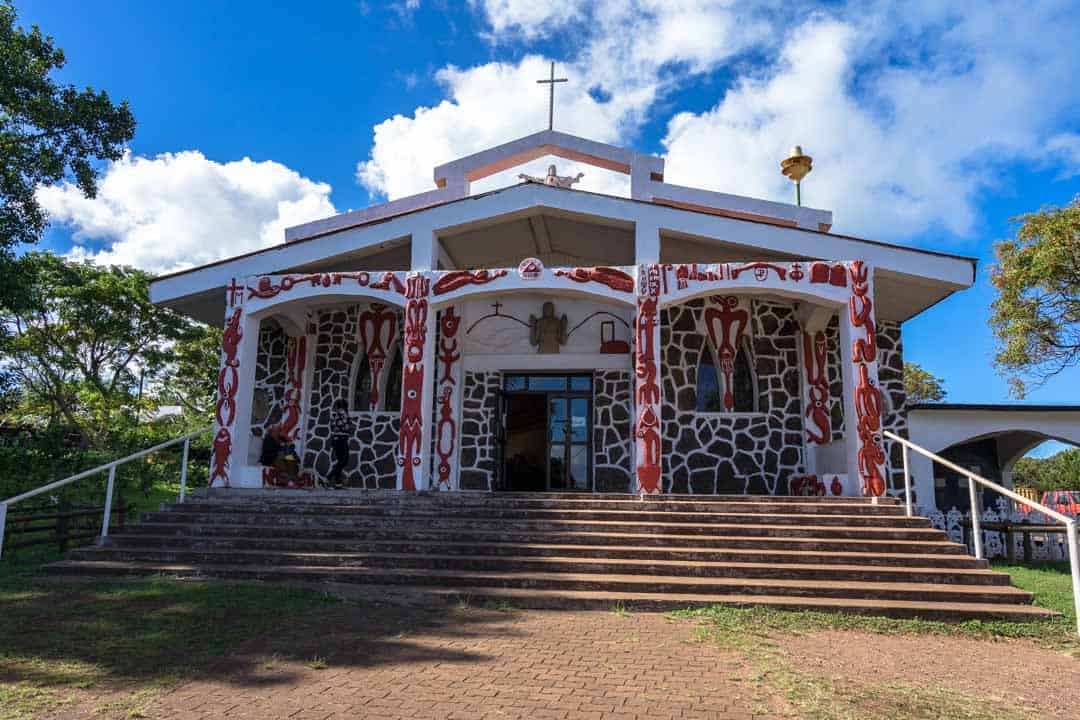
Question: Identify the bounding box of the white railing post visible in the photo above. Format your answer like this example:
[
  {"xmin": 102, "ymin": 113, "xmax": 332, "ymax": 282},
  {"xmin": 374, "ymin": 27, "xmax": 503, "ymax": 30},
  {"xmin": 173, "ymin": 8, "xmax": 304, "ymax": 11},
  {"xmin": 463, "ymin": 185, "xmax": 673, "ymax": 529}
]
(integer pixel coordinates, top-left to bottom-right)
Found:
[
  {"xmin": 179, "ymin": 437, "xmax": 191, "ymax": 503},
  {"xmin": 0, "ymin": 502, "xmax": 7, "ymax": 560},
  {"xmin": 1068, "ymin": 521, "xmax": 1080, "ymax": 637},
  {"xmin": 967, "ymin": 475, "xmax": 983, "ymax": 560},
  {"xmin": 901, "ymin": 443, "xmax": 912, "ymax": 517},
  {"xmin": 99, "ymin": 465, "xmax": 116, "ymax": 543}
]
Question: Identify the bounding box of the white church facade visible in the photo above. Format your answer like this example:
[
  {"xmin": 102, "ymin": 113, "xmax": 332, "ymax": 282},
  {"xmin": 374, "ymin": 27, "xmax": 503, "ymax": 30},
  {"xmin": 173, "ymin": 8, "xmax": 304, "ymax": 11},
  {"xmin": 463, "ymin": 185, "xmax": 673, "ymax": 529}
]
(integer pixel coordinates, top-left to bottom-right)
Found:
[{"xmin": 150, "ymin": 130, "xmax": 977, "ymax": 507}]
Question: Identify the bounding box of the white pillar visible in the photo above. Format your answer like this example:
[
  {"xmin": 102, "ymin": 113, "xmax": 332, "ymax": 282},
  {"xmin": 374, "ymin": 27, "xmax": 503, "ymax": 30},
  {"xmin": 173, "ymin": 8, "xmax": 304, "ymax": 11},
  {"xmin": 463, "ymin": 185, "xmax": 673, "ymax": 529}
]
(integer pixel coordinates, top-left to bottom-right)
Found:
[
  {"xmin": 211, "ymin": 277, "xmax": 260, "ymax": 488},
  {"xmin": 397, "ymin": 273, "xmax": 436, "ymax": 491},
  {"xmin": 433, "ymin": 304, "xmax": 465, "ymax": 491},
  {"xmin": 633, "ymin": 263, "xmax": 663, "ymax": 494},
  {"xmin": 410, "ymin": 226, "xmax": 439, "ymax": 271},
  {"xmin": 634, "ymin": 220, "xmax": 660, "ymax": 265},
  {"xmin": 838, "ymin": 261, "xmax": 888, "ymax": 497}
]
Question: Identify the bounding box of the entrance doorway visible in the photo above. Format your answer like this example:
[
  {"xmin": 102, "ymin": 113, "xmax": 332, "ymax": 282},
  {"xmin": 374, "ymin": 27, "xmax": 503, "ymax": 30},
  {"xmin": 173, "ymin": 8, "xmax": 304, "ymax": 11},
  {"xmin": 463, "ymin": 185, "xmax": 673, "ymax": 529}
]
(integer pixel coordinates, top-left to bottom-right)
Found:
[{"xmin": 500, "ymin": 374, "xmax": 592, "ymax": 492}]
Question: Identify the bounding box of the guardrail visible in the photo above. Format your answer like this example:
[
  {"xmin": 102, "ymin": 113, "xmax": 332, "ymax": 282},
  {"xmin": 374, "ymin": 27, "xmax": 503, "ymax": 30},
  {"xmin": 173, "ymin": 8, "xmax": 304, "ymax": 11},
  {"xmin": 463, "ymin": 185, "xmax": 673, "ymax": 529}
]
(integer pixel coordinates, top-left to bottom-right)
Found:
[
  {"xmin": 885, "ymin": 429, "xmax": 1080, "ymax": 637},
  {"xmin": 0, "ymin": 426, "xmax": 211, "ymax": 560}
]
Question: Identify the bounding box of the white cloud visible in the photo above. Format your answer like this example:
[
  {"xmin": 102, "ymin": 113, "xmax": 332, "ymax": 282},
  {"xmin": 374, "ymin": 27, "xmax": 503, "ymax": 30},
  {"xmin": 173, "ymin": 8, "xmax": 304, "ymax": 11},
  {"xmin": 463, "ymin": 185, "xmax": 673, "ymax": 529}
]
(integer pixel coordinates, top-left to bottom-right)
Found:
[
  {"xmin": 1047, "ymin": 134, "xmax": 1080, "ymax": 179},
  {"xmin": 38, "ymin": 151, "xmax": 335, "ymax": 274},
  {"xmin": 471, "ymin": 0, "xmax": 582, "ymax": 37}
]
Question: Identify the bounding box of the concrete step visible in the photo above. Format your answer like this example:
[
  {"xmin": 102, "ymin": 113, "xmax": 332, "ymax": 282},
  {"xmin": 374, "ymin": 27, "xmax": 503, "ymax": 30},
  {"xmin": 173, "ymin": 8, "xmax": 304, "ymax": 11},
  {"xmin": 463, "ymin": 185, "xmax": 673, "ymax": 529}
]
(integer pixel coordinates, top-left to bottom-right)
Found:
[
  {"xmin": 66, "ymin": 547, "xmax": 1007, "ymax": 585},
  {"xmin": 120, "ymin": 522, "xmax": 969, "ymax": 553},
  {"xmin": 135, "ymin": 513, "xmax": 944, "ymax": 539},
  {"xmin": 44, "ymin": 560, "xmax": 1035, "ymax": 605},
  {"xmin": 165, "ymin": 498, "xmax": 910, "ymax": 516},
  {"xmin": 194, "ymin": 489, "xmax": 904, "ymax": 505},
  {"xmin": 105, "ymin": 534, "xmax": 984, "ymax": 567},
  {"xmin": 152, "ymin": 505, "xmax": 921, "ymax": 526}
]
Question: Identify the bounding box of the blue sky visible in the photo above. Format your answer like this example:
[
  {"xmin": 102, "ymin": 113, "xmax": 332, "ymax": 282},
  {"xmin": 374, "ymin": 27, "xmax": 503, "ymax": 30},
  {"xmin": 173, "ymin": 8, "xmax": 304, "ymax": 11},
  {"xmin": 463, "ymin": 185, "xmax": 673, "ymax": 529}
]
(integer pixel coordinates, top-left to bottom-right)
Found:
[{"xmin": 17, "ymin": 1, "xmax": 1080, "ymax": 452}]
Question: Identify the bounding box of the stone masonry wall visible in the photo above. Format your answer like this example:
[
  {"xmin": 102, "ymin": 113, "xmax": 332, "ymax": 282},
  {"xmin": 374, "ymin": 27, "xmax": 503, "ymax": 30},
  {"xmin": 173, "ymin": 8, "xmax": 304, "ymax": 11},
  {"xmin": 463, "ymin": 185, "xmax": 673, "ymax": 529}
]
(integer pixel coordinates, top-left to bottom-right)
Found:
[
  {"xmin": 253, "ymin": 320, "xmax": 288, "ymax": 435},
  {"xmin": 593, "ymin": 370, "xmax": 633, "ymax": 492},
  {"xmin": 661, "ymin": 298, "xmax": 804, "ymax": 494},
  {"xmin": 459, "ymin": 371, "xmax": 500, "ymax": 490}
]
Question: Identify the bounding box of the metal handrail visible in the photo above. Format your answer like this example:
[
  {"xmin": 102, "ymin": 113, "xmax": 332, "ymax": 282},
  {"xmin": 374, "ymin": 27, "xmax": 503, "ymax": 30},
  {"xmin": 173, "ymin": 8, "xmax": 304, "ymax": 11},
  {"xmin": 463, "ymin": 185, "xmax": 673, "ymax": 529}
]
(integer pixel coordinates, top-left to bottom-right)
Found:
[
  {"xmin": 0, "ymin": 426, "xmax": 211, "ymax": 559},
  {"xmin": 885, "ymin": 429, "xmax": 1080, "ymax": 637}
]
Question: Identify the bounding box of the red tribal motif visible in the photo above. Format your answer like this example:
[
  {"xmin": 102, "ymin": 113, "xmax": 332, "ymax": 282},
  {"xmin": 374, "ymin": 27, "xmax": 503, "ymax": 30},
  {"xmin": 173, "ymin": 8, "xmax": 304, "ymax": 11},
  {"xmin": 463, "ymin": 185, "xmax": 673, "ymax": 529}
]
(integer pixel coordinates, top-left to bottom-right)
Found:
[
  {"xmin": 802, "ymin": 330, "xmax": 830, "ymax": 444},
  {"xmin": 432, "ymin": 269, "xmax": 508, "ymax": 296},
  {"xmin": 397, "ymin": 275, "xmax": 430, "ymax": 491},
  {"xmin": 703, "ymin": 296, "xmax": 749, "ymax": 412},
  {"xmin": 211, "ymin": 305, "xmax": 244, "ymax": 487},
  {"xmin": 730, "ymin": 262, "xmax": 788, "ymax": 282},
  {"xmin": 634, "ymin": 264, "xmax": 662, "ymax": 494},
  {"xmin": 248, "ymin": 271, "xmax": 404, "ymax": 300},
  {"xmin": 275, "ymin": 335, "xmax": 307, "ymax": 442},
  {"xmin": 434, "ymin": 307, "xmax": 462, "ymax": 490},
  {"xmin": 848, "ymin": 260, "xmax": 886, "ymax": 497},
  {"xmin": 262, "ymin": 467, "xmax": 315, "ymax": 489},
  {"xmin": 358, "ymin": 303, "xmax": 397, "ymax": 406},
  {"xmin": 810, "ymin": 262, "xmax": 847, "ymax": 287},
  {"xmin": 553, "ymin": 267, "xmax": 634, "ymax": 293}
]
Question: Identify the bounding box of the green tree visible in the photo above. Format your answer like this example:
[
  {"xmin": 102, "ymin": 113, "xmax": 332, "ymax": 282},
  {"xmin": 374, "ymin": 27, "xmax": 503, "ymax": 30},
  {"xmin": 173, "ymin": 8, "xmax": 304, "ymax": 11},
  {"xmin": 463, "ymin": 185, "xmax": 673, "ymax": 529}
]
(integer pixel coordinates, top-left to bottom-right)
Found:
[
  {"xmin": 903, "ymin": 362, "xmax": 947, "ymax": 404},
  {"xmin": 1012, "ymin": 448, "xmax": 1080, "ymax": 492},
  {"xmin": 0, "ymin": 1, "xmax": 135, "ymax": 263},
  {"xmin": 0, "ymin": 252, "xmax": 190, "ymax": 445},
  {"xmin": 991, "ymin": 197, "xmax": 1080, "ymax": 398}
]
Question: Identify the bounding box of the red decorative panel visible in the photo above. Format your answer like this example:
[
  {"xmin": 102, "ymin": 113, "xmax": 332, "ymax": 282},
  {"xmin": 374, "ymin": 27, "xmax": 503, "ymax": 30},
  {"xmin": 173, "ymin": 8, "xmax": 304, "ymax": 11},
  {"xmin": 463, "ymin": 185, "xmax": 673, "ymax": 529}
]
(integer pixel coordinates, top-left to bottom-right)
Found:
[
  {"xmin": 553, "ymin": 267, "xmax": 634, "ymax": 293},
  {"xmin": 703, "ymin": 296, "xmax": 749, "ymax": 412},
  {"xmin": 211, "ymin": 305, "xmax": 244, "ymax": 487},
  {"xmin": 634, "ymin": 264, "xmax": 662, "ymax": 494},
  {"xmin": 810, "ymin": 262, "xmax": 847, "ymax": 287},
  {"xmin": 248, "ymin": 271, "xmax": 404, "ymax": 299},
  {"xmin": 848, "ymin": 260, "xmax": 886, "ymax": 497},
  {"xmin": 397, "ymin": 275, "xmax": 431, "ymax": 491},
  {"xmin": 432, "ymin": 269, "xmax": 508, "ymax": 295},
  {"xmin": 802, "ymin": 330, "xmax": 830, "ymax": 444},
  {"xmin": 434, "ymin": 306, "xmax": 462, "ymax": 490},
  {"xmin": 730, "ymin": 262, "xmax": 788, "ymax": 282},
  {"xmin": 275, "ymin": 335, "xmax": 307, "ymax": 442},
  {"xmin": 358, "ymin": 303, "xmax": 397, "ymax": 406}
]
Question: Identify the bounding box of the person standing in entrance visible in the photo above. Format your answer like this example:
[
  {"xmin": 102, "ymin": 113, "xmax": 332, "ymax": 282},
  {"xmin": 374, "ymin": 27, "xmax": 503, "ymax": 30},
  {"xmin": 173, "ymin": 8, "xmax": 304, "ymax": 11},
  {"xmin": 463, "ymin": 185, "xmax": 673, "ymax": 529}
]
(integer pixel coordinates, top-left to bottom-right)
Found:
[{"xmin": 328, "ymin": 399, "xmax": 354, "ymax": 487}]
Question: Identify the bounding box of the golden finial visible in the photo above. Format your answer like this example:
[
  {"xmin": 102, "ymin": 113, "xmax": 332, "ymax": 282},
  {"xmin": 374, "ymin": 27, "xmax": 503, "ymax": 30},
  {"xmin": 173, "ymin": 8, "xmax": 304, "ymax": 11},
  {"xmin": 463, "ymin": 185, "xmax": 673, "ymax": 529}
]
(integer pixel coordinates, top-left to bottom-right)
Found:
[{"xmin": 781, "ymin": 145, "xmax": 813, "ymax": 206}]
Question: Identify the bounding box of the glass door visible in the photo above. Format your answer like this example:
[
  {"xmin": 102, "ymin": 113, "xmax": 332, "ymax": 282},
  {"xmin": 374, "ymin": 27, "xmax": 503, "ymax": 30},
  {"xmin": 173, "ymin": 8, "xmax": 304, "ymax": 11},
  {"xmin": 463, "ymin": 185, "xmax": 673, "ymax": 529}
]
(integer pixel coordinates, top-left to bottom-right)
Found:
[{"xmin": 548, "ymin": 395, "xmax": 590, "ymax": 490}]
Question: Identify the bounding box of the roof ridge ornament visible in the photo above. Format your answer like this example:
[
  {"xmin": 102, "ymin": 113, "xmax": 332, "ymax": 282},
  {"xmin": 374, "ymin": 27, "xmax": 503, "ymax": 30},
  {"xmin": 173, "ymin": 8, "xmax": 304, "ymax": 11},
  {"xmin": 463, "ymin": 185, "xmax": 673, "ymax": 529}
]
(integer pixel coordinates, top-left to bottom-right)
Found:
[
  {"xmin": 518, "ymin": 163, "xmax": 584, "ymax": 189},
  {"xmin": 536, "ymin": 61, "xmax": 568, "ymax": 132}
]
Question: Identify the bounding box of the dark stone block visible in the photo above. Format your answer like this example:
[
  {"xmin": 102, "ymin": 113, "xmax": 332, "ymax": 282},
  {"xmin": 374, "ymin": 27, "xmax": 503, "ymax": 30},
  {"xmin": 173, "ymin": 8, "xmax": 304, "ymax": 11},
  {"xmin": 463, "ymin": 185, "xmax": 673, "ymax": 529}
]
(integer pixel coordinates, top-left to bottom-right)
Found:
[
  {"xmin": 689, "ymin": 468, "xmax": 716, "ymax": 495},
  {"xmin": 780, "ymin": 447, "xmax": 800, "ymax": 466},
  {"xmin": 735, "ymin": 433, "xmax": 755, "ymax": 451},
  {"xmin": 749, "ymin": 422, "xmax": 768, "ymax": 439},
  {"xmin": 734, "ymin": 452, "xmax": 758, "ymax": 476}
]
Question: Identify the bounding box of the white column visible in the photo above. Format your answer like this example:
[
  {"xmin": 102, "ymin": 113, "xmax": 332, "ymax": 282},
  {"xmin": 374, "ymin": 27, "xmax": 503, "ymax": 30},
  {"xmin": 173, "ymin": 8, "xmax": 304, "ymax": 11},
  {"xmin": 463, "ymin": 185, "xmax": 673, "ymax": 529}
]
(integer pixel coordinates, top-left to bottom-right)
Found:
[
  {"xmin": 634, "ymin": 220, "xmax": 661, "ymax": 265},
  {"xmin": 410, "ymin": 225, "xmax": 439, "ymax": 271},
  {"xmin": 838, "ymin": 261, "xmax": 888, "ymax": 497},
  {"xmin": 211, "ymin": 277, "xmax": 260, "ymax": 488},
  {"xmin": 633, "ymin": 264, "xmax": 663, "ymax": 494},
  {"xmin": 397, "ymin": 273, "xmax": 436, "ymax": 491},
  {"xmin": 433, "ymin": 304, "xmax": 465, "ymax": 491}
]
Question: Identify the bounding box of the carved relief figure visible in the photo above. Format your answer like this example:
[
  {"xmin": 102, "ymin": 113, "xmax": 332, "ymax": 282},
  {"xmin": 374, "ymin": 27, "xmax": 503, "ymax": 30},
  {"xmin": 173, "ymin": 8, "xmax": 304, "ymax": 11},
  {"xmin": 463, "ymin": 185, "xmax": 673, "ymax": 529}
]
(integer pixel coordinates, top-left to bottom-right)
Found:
[
  {"xmin": 519, "ymin": 164, "xmax": 584, "ymax": 189},
  {"xmin": 529, "ymin": 301, "xmax": 568, "ymax": 354}
]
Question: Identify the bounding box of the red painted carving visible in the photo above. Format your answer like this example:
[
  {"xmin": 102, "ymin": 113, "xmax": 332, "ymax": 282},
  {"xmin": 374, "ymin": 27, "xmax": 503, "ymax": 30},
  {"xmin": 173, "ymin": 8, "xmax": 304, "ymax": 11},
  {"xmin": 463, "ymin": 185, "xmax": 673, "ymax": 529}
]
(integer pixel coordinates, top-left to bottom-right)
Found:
[
  {"xmin": 274, "ymin": 335, "xmax": 307, "ymax": 442},
  {"xmin": 703, "ymin": 296, "xmax": 749, "ymax": 412},
  {"xmin": 358, "ymin": 303, "xmax": 398, "ymax": 406},
  {"xmin": 261, "ymin": 467, "xmax": 315, "ymax": 489},
  {"xmin": 731, "ymin": 262, "xmax": 788, "ymax": 281},
  {"xmin": 210, "ymin": 428, "xmax": 231, "ymax": 486},
  {"xmin": 248, "ymin": 271, "xmax": 395, "ymax": 300},
  {"xmin": 675, "ymin": 263, "xmax": 719, "ymax": 289},
  {"xmin": 802, "ymin": 330, "xmax": 831, "ymax": 444},
  {"xmin": 848, "ymin": 260, "xmax": 886, "ymax": 497},
  {"xmin": 809, "ymin": 262, "xmax": 847, "ymax": 287},
  {"xmin": 789, "ymin": 262, "xmax": 805, "ymax": 282},
  {"xmin": 397, "ymin": 275, "xmax": 430, "ymax": 491},
  {"xmin": 634, "ymin": 264, "xmax": 662, "ymax": 494},
  {"xmin": 432, "ymin": 269, "xmax": 508, "ymax": 296},
  {"xmin": 434, "ymin": 306, "xmax": 462, "ymax": 490},
  {"xmin": 553, "ymin": 267, "xmax": 634, "ymax": 293}
]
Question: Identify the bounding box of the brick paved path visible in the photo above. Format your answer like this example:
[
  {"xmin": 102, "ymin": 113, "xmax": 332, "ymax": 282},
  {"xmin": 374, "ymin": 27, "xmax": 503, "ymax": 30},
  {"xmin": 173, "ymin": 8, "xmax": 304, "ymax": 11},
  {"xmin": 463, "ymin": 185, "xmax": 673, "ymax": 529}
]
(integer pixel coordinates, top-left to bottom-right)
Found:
[{"xmin": 144, "ymin": 605, "xmax": 767, "ymax": 720}]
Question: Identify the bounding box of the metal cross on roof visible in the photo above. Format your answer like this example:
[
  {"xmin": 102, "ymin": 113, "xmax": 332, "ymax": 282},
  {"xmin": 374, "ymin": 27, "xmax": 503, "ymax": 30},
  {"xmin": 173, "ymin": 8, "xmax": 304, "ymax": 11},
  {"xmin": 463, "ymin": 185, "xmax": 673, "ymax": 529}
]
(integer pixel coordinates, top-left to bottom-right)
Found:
[{"xmin": 536, "ymin": 61, "xmax": 567, "ymax": 131}]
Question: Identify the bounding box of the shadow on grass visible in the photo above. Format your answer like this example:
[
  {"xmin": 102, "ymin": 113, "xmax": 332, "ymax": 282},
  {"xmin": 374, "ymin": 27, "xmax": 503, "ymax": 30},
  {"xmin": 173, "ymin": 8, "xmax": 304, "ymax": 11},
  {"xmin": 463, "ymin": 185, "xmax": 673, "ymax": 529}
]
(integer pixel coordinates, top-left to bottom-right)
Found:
[{"xmin": 0, "ymin": 575, "xmax": 523, "ymax": 692}]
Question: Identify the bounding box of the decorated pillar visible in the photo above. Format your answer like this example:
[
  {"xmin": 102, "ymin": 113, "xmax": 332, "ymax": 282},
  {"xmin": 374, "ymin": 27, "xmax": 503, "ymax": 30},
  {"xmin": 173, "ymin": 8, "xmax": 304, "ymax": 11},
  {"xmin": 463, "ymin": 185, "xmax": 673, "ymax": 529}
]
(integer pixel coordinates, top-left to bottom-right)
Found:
[
  {"xmin": 397, "ymin": 273, "xmax": 436, "ymax": 491},
  {"xmin": 633, "ymin": 263, "xmax": 663, "ymax": 494},
  {"xmin": 211, "ymin": 277, "xmax": 260, "ymax": 488},
  {"xmin": 838, "ymin": 261, "xmax": 887, "ymax": 497},
  {"xmin": 433, "ymin": 305, "xmax": 464, "ymax": 491},
  {"xmin": 358, "ymin": 303, "xmax": 398, "ymax": 408}
]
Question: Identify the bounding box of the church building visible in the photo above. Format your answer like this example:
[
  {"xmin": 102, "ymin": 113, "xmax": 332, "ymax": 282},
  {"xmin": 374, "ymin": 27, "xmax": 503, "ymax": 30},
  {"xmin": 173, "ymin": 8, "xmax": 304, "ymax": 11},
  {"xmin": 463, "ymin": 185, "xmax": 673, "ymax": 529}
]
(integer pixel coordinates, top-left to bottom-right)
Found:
[{"xmin": 150, "ymin": 130, "xmax": 976, "ymax": 508}]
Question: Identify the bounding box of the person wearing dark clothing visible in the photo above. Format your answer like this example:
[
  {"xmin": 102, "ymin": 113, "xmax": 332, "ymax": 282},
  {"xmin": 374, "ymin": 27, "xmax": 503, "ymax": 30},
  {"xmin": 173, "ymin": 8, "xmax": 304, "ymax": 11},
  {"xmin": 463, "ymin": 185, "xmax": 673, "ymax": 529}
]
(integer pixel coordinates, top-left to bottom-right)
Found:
[{"xmin": 328, "ymin": 400, "xmax": 354, "ymax": 487}]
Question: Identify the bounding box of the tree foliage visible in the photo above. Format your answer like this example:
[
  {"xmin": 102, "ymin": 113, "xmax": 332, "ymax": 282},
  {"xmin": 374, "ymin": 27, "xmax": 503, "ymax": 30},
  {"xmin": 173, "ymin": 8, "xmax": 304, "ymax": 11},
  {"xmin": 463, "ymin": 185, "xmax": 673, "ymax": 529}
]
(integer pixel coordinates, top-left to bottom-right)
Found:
[
  {"xmin": 0, "ymin": 0, "xmax": 135, "ymax": 254},
  {"xmin": 1012, "ymin": 448, "xmax": 1080, "ymax": 492},
  {"xmin": 0, "ymin": 253, "xmax": 218, "ymax": 503},
  {"xmin": 903, "ymin": 362, "xmax": 947, "ymax": 404},
  {"xmin": 991, "ymin": 197, "xmax": 1080, "ymax": 398}
]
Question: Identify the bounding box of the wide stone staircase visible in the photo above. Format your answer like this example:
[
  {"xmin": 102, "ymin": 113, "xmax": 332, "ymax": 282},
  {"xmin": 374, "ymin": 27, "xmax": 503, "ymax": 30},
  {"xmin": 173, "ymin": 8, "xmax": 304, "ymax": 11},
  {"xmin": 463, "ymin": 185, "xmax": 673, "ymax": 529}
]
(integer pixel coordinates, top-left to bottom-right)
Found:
[{"xmin": 46, "ymin": 491, "xmax": 1055, "ymax": 621}]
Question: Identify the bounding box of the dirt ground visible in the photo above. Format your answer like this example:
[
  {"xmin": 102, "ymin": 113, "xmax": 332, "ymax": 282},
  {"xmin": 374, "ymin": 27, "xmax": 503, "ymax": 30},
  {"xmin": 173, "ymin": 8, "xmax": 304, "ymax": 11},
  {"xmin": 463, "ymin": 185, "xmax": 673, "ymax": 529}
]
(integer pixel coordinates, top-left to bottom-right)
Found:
[{"xmin": 41, "ymin": 604, "xmax": 1080, "ymax": 720}]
